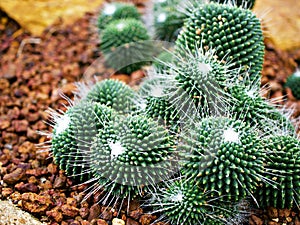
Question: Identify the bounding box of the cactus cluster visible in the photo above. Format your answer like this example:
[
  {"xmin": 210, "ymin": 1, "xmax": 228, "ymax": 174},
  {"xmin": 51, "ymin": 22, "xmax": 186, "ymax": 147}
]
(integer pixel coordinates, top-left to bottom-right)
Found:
[
  {"xmin": 285, "ymin": 69, "xmax": 300, "ymax": 100},
  {"xmin": 46, "ymin": 1, "xmax": 300, "ymax": 224}
]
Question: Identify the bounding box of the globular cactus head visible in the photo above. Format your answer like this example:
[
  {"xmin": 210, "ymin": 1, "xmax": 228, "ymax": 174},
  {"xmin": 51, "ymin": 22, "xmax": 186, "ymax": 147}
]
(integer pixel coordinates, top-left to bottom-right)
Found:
[
  {"xmin": 100, "ymin": 18, "xmax": 152, "ymax": 74},
  {"xmin": 175, "ymin": 2, "xmax": 264, "ymax": 84},
  {"xmin": 153, "ymin": 0, "xmax": 185, "ymax": 42},
  {"xmin": 51, "ymin": 102, "xmax": 116, "ymax": 182},
  {"xmin": 210, "ymin": 0, "xmax": 256, "ymax": 9},
  {"xmin": 89, "ymin": 114, "xmax": 176, "ymax": 200},
  {"xmin": 82, "ymin": 79, "xmax": 137, "ymax": 114},
  {"xmin": 226, "ymin": 84, "xmax": 295, "ymax": 135},
  {"xmin": 151, "ymin": 46, "xmax": 232, "ymax": 117},
  {"xmin": 285, "ymin": 69, "xmax": 300, "ymax": 100},
  {"xmin": 255, "ymin": 135, "xmax": 300, "ymax": 209},
  {"xmin": 137, "ymin": 76, "xmax": 181, "ymax": 133},
  {"xmin": 97, "ymin": 2, "xmax": 141, "ymax": 30},
  {"xmin": 180, "ymin": 116, "xmax": 265, "ymax": 202},
  {"xmin": 148, "ymin": 179, "xmax": 248, "ymax": 224}
]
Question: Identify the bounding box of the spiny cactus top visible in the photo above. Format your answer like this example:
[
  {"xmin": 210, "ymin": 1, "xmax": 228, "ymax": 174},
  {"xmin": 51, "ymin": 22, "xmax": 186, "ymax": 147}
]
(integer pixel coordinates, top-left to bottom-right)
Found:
[
  {"xmin": 149, "ymin": 179, "xmax": 246, "ymax": 225},
  {"xmin": 97, "ymin": 2, "xmax": 141, "ymax": 30},
  {"xmin": 155, "ymin": 47, "xmax": 231, "ymax": 116},
  {"xmin": 89, "ymin": 115, "xmax": 176, "ymax": 200},
  {"xmin": 255, "ymin": 135, "xmax": 300, "ymax": 209},
  {"xmin": 227, "ymin": 85, "xmax": 295, "ymax": 135},
  {"xmin": 153, "ymin": 50, "xmax": 174, "ymax": 71},
  {"xmin": 85, "ymin": 79, "xmax": 136, "ymax": 114},
  {"xmin": 210, "ymin": 0, "xmax": 256, "ymax": 9},
  {"xmin": 180, "ymin": 116, "xmax": 265, "ymax": 202},
  {"xmin": 51, "ymin": 102, "xmax": 116, "ymax": 182},
  {"xmin": 138, "ymin": 76, "xmax": 181, "ymax": 133},
  {"xmin": 100, "ymin": 18, "xmax": 151, "ymax": 74},
  {"xmin": 285, "ymin": 69, "xmax": 300, "ymax": 100},
  {"xmin": 176, "ymin": 3, "xmax": 264, "ymax": 84}
]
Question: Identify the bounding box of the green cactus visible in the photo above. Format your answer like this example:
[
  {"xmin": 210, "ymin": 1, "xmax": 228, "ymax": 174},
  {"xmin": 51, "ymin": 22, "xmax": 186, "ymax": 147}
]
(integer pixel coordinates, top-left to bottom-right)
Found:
[
  {"xmin": 137, "ymin": 76, "xmax": 181, "ymax": 133},
  {"xmin": 256, "ymin": 136, "xmax": 300, "ymax": 209},
  {"xmin": 97, "ymin": 2, "xmax": 141, "ymax": 30},
  {"xmin": 226, "ymin": 85, "xmax": 295, "ymax": 135},
  {"xmin": 180, "ymin": 117, "xmax": 265, "ymax": 202},
  {"xmin": 100, "ymin": 18, "xmax": 152, "ymax": 74},
  {"xmin": 175, "ymin": 3, "xmax": 264, "ymax": 84},
  {"xmin": 285, "ymin": 70, "xmax": 300, "ymax": 100},
  {"xmin": 89, "ymin": 114, "xmax": 175, "ymax": 200},
  {"xmin": 149, "ymin": 179, "xmax": 247, "ymax": 224},
  {"xmin": 51, "ymin": 102, "xmax": 116, "ymax": 182},
  {"xmin": 210, "ymin": 0, "xmax": 256, "ymax": 9},
  {"xmin": 153, "ymin": 0, "xmax": 185, "ymax": 42},
  {"xmin": 85, "ymin": 79, "xmax": 136, "ymax": 114}
]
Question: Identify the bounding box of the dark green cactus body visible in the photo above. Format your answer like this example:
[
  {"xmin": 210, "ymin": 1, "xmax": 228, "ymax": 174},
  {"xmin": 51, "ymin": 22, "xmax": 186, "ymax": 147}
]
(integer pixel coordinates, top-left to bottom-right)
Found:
[
  {"xmin": 210, "ymin": 0, "xmax": 256, "ymax": 9},
  {"xmin": 85, "ymin": 79, "xmax": 136, "ymax": 114},
  {"xmin": 180, "ymin": 117, "xmax": 264, "ymax": 202},
  {"xmin": 176, "ymin": 3, "xmax": 264, "ymax": 84},
  {"xmin": 100, "ymin": 18, "xmax": 151, "ymax": 74},
  {"xmin": 138, "ymin": 77, "xmax": 181, "ymax": 133},
  {"xmin": 154, "ymin": 0, "xmax": 184, "ymax": 42},
  {"xmin": 149, "ymin": 179, "xmax": 245, "ymax": 225},
  {"xmin": 89, "ymin": 115, "xmax": 175, "ymax": 199},
  {"xmin": 285, "ymin": 70, "xmax": 300, "ymax": 100},
  {"xmin": 227, "ymin": 85, "xmax": 295, "ymax": 135},
  {"xmin": 256, "ymin": 136, "xmax": 300, "ymax": 209},
  {"xmin": 51, "ymin": 102, "xmax": 116, "ymax": 182},
  {"xmin": 97, "ymin": 2, "xmax": 141, "ymax": 30}
]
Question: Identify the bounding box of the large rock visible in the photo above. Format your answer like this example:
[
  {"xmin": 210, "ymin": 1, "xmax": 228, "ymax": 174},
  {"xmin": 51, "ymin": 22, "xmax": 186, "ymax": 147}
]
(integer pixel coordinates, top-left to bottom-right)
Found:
[
  {"xmin": 253, "ymin": 0, "xmax": 300, "ymax": 50},
  {"xmin": 0, "ymin": 0, "xmax": 103, "ymax": 35}
]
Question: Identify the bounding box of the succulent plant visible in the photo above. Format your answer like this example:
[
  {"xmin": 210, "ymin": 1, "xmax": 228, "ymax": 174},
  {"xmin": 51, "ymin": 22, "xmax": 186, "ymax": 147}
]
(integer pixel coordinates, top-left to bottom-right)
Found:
[
  {"xmin": 180, "ymin": 116, "xmax": 265, "ymax": 202},
  {"xmin": 84, "ymin": 79, "xmax": 137, "ymax": 114},
  {"xmin": 175, "ymin": 3, "xmax": 264, "ymax": 84},
  {"xmin": 285, "ymin": 69, "xmax": 300, "ymax": 100},
  {"xmin": 97, "ymin": 2, "xmax": 141, "ymax": 30},
  {"xmin": 226, "ymin": 84, "xmax": 295, "ymax": 135},
  {"xmin": 255, "ymin": 135, "xmax": 300, "ymax": 209},
  {"xmin": 153, "ymin": 0, "xmax": 185, "ymax": 42},
  {"xmin": 151, "ymin": 47, "xmax": 231, "ymax": 117},
  {"xmin": 100, "ymin": 18, "xmax": 152, "ymax": 74},
  {"xmin": 89, "ymin": 114, "xmax": 176, "ymax": 200},
  {"xmin": 210, "ymin": 0, "xmax": 256, "ymax": 9},
  {"xmin": 149, "ymin": 179, "xmax": 248, "ymax": 224},
  {"xmin": 137, "ymin": 76, "xmax": 181, "ymax": 134},
  {"xmin": 51, "ymin": 102, "xmax": 116, "ymax": 182}
]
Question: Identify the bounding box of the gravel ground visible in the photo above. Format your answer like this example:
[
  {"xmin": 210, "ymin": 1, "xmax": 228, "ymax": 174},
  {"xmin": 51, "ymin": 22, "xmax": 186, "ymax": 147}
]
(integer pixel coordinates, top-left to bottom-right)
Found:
[{"xmin": 1, "ymin": 3, "xmax": 300, "ymax": 225}]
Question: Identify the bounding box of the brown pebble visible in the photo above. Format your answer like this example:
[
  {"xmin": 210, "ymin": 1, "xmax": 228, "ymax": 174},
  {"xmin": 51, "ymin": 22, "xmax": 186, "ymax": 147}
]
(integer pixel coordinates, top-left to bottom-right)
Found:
[
  {"xmin": 100, "ymin": 207, "xmax": 113, "ymax": 221},
  {"xmin": 88, "ymin": 204, "xmax": 101, "ymax": 221},
  {"xmin": 61, "ymin": 204, "xmax": 79, "ymax": 217},
  {"xmin": 268, "ymin": 207, "xmax": 279, "ymax": 219},
  {"xmin": 127, "ymin": 218, "xmax": 139, "ymax": 225},
  {"xmin": 96, "ymin": 219, "xmax": 108, "ymax": 225},
  {"xmin": 13, "ymin": 120, "xmax": 29, "ymax": 132},
  {"xmin": 21, "ymin": 192, "xmax": 52, "ymax": 213},
  {"xmin": 3, "ymin": 167, "xmax": 25, "ymax": 184},
  {"xmin": 139, "ymin": 214, "xmax": 156, "ymax": 225},
  {"xmin": 46, "ymin": 206, "xmax": 63, "ymax": 223},
  {"xmin": 18, "ymin": 141, "xmax": 35, "ymax": 154},
  {"xmin": 53, "ymin": 175, "xmax": 67, "ymax": 189},
  {"xmin": 129, "ymin": 207, "xmax": 143, "ymax": 220}
]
